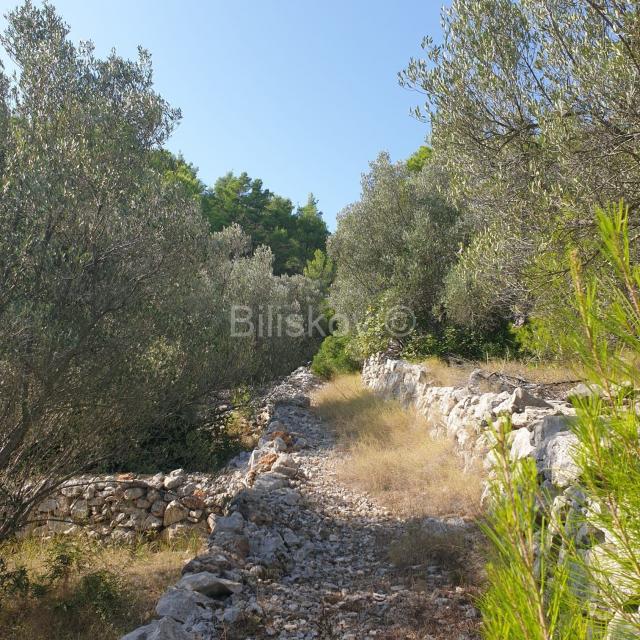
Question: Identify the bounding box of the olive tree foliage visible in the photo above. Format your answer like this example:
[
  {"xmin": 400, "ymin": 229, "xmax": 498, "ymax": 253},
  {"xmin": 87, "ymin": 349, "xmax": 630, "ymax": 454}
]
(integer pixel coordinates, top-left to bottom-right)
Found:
[
  {"xmin": 327, "ymin": 152, "xmax": 464, "ymax": 332},
  {"xmin": 400, "ymin": 0, "xmax": 640, "ymax": 330},
  {"xmin": 0, "ymin": 2, "xmax": 321, "ymax": 539}
]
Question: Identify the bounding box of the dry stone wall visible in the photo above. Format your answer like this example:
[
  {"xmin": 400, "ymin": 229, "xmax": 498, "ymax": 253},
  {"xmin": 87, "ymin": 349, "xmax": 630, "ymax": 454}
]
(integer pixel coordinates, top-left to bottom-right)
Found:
[
  {"xmin": 27, "ymin": 468, "xmax": 246, "ymax": 543},
  {"xmin": 363, "ymin": 355, "xmax": 639, "ymax": 638},
  {"xmin": 119, "ymin": 367, "xmax": 321, "ymax": 639},
  {"xmin": 25, "ymin": 369, "xmax": 315, "ymax": 542},
  {"xmin": 361, "ymin": 354, "xmax": 580, "ymax": 490}
]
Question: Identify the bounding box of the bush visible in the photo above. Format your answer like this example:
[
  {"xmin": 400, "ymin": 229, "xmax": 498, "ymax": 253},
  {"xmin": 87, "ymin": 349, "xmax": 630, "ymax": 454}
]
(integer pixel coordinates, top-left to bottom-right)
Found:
[
  {"xmin": 0, "ymin": 534, "xmax": 191, "ymax": 640},
  {"xmin": 311, "ymin": 336, "xmax": 360, "ymax": 379},
  {"xmin": 401, "ymin": 324, "xmax": 517, "ymax": 362},
  {"xmin": 480, "ymin": 203, "xmax": 640, "ymax": 639},
  {"xmin": 328, "ymin": 152, "xmax": 464, "ymax": 331},
  {"xmin": 68, "ymin": 571, "xmax": 129, "ymax": 622}
]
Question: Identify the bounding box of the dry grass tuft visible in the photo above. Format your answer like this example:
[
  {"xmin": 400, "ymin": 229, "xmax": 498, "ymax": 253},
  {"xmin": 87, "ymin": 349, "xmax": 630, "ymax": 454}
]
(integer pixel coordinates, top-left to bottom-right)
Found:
[
  {"xmin": 0, "ymin": 534, "xmax": 202, "ymax": 640},
  {"xmin": 420, "ymin": 356, "xmax": 581, "ymax": 388},
  {"xmin": 483, "ymin": 358, "xmax": 581, "ymax": 385},
  {"xmin": 419, "ymin": 357, "xmax": 477, "ymax": 387},
  {"xmin": 312, "ymin": 374, "xmax": 483, "ymax": 518},
  {"xmin": 388, "ymin": 521, "xmax": 486, "ymax": 586}
]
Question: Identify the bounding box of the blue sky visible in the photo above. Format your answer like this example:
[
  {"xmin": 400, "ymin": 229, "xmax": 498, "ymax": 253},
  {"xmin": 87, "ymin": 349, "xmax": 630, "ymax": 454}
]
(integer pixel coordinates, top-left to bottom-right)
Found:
[{"xmin": 0, "ymin": 0, "xmax": 445, "ymax": 230}]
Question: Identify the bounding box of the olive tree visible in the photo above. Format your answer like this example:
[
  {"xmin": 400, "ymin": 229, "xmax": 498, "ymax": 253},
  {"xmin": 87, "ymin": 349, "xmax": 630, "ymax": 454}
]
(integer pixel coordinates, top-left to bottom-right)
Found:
[
  {"xmin": 0, "ymin": 2, "xmax": 322, "ymax": 539},
  {"xmin": 328, "ymin": 152, "xmax": 464, "ymax": 332},
  {"xmin": 400, "ymin": 0, "xmax": 640, "ymax": 330}
]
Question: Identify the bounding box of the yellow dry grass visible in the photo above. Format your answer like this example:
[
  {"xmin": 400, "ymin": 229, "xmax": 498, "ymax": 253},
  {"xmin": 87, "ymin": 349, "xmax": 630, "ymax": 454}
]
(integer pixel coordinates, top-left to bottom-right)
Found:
[
  {"xmin": 312, "ymin": 374, "xmax": 482, "ymax": 518},
  {"xmin": 419, "ymin": 356, "xmax": 581, "ymax": 388},
  {"xmin": 0, "ymin": 534, "xmax": 202, "ymax": 640}
]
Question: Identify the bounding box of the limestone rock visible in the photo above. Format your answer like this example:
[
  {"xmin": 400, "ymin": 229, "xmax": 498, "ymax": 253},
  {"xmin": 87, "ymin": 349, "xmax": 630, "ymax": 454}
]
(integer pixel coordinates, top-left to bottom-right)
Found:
[
  {"xmin": 536, "ymin": 431, "xmax": 581, "ymax": 488},
  {"xmin": 182, "ymin": 550, "xmax": 235, "ymax": 575},
  {"xmin": 60, "ymin": 483, "xmax": 84, "ymax": 498},
  {"xmin": 176, "ymin": 572, "xmax": 242, "ymax": 597},
  {"xmin": 177, "ymin": 482, "xmax": 196, "ymax": 497},
  {"xmin": 567, "ymin": 382, "xmax": 604, "ymax": 400},
  {"xmin": 495, "ymin": 387, "xmax": 551, "ymax": 415},
  {"xmin": 605, "ymin": 610, "xmax": 640, "ymax": 640},
  {"xmin": 211, "ymin": 511, "xmax": 245, "ymax": 534},
  {"xmin": 532, "ymin": 414, "xmax": 573, "ymax": 448},
  {"xmin": 38, "ymin": 498, "xmax": 58, "ymax": 513},
  {"xmin": 164, "ymin": 470, "xmax": 187, "ymax": 490},
  {"xmin": 123, "ymin": 487, "xmax": 145, "ymax": 500},
  {"xmin": 181, "ymin": 495, "xmax": 205, "ymax": 510},
  {"xmin": 511, "ymin": 428, "xmax": 534, "ymax": 461},
  {"xmin": 252, "ymin": 471, "xmax": 289, "ymax": 492},
  {"xmin": 209, "ymin": 531, "xmax": 250, "ymax": 558},
  {"xmin": 155, "ymin": 587, "xmax": 213, "ymax": 623},
  {"xmin": 248, "ymin": 528, "xmax": 286, "ymax": 567},
  {"xmin": 164, "ymin": 500, "xmax": 189, "ymax": 526},
  {"xmin": 70, "ymin": 499, "xmax": 89, "ymax": 520},
  {"xmin": 120, "ymin": 616, "xmax": 195, "ymax": 640},
  {"xmin": 150, "ymin": 500, "xmax": 166, "ymax": 517},
  {"xmin": 143, "ymin": 514, "xmax": 163, "ymax": 531},
  {"xmin": 271, "ymin": 454, "xmax": 299, "ymax": 477}
]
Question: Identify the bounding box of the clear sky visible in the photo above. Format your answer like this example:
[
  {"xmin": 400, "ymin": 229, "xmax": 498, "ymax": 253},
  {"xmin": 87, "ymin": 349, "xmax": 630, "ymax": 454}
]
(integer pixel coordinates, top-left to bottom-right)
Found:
[{"xmin": 0, "ymin": 0, "xmax": 445, "ymax": 230}]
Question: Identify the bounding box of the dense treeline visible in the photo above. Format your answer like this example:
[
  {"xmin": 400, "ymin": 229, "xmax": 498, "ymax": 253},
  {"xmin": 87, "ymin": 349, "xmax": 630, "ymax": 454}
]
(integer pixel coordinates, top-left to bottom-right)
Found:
[
  {"xmin": 154, "ymin": 151, "xmax": 329, "ymax": 276},
  {"xmin": 323, "ymin": 0, "xmax": 640, "ymax": 367},
  {"xmin": 0, "ymin": 2, "xmax": 323, "ymax": 539}
]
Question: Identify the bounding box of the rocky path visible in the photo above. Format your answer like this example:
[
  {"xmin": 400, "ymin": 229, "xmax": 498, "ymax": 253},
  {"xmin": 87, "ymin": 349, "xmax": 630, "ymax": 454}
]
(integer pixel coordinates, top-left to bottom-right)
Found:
[{"xmin": 124, "ymin": 372, "xmax": 481, "ymax": 640}]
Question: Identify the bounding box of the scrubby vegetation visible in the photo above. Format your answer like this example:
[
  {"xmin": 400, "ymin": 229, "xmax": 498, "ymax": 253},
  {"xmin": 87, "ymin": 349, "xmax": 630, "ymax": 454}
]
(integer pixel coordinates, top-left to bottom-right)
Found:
[
  {"xmin": 480, "ymin": 205, "xmax": 640, "ymax": 638},
  {"xmin": 157, "ymin": 155, "xmax": 330, "ymax": 277},
  {"xmin": 310, "ymin": 335, "xmax": 359, "ymax": 379},
  {"xmin": 0, "ymin": 534, "xmax": 200, "ymax": 640},
  {"xmin": 319, "ymin": 0, "xmax": 640, "ymax": 369}
]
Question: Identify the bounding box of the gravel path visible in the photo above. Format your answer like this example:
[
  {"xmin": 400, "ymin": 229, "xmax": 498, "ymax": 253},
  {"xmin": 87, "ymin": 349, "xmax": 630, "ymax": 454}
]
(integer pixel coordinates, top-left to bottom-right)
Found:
[
  {"xmin": 126, "ymin": 371, "xmax": 482, "ymax": 640},
  {"xmin": 235, "ymin": 400, "xmax": 482, "ymax": 640}
]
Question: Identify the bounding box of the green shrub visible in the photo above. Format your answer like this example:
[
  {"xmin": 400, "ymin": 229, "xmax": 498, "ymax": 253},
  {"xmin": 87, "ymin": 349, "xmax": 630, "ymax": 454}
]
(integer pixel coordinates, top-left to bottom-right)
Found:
[
  {"xmin": 479, "ymin": 421, "xmax": 585, "ymax": 640},
  {"xmin": 401, "ymin": 324, "xmax": 517, "ymax": 362},
  {"xmin": 346, "ymin": 299, "xmax": 401, "ymax": 361},
  {"xmin": 480, "ymin": 203, "xmax": 640, "ymax": 639},
  {"xmin": 0, "ymin": 558, "xmax": 29, "ymax": 602},
  {"xmin": 328, "ymin": 152, "xmax": 464, "ymax": 333},
  {"xmin": 0, "ymin": 2, "xmax": 324, "ymax": 539},
  {"xmin": 311, "ymin": 336, "xmax": 360, "ymax": 379},
  {"xmin": 66, "ymin": 570, "xmax": 128, "ymax": 622}
]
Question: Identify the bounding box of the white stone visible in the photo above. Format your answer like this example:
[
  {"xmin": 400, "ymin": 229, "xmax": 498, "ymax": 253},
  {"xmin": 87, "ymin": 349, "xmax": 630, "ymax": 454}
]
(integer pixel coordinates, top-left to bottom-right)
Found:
[
  {"xmin": 123, "ymin": 487, "xmax": 145, "ymax": 500},
  {"xmin": 37, "ymin": 498, "xmax": 58, "ymax": 512},
  {"xmin": 211, "ymin": 511, "xmax": 245, "ymax": 534},
  {"xmin": 155, "ymin": 587, "xmax": 213, "ymax": 623},
  {"xmin": 144, "ymin": 514, "xmax": 163, "ymax": 530},
  {"xmin": 511, "ymin": 428, "xmax": 534, "ymax": 460},
  {"xmin": 120, "ymin": 616, "xmax": 195, "ymax": 639},
  {"xmin": 164, "ymin": 470, "xmax": 187, "ymax": 490},
  {"xmin": 164, "ymin": 500, "xmax": 189, "ymax": 526},
  {"xmin": 176, "ymin": 572, "xmax": 242, "ymax": 597},
  {"xmin": 151, "ymin": 500, "xmax": 166, "ymax": 517},
  {"xmin": 536, "ymin": 431, "xmax": 581, "ymax": 488},
  {"xmin": 70, "ymin": 499, "xmax": 89, "ymax": 520}
]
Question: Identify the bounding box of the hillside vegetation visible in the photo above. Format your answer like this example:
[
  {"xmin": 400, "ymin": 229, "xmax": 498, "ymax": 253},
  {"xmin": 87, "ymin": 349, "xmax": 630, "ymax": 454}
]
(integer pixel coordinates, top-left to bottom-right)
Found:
[
  {"xmin": 1, "ymin": 0, "xmax": 640, "ymax": 638},
  {"xmin": 316, "ymin": 0, "xmax": 640, "ymax": 370},
  {"xmin": 0, "ymin": 2, "xmax": 324, "ymax": 542}
]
